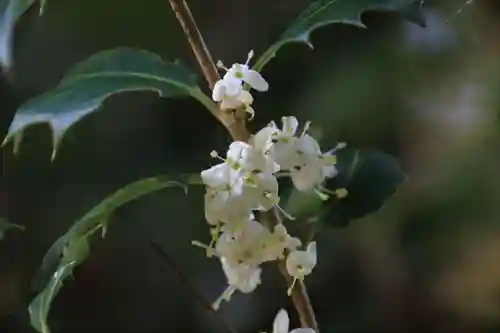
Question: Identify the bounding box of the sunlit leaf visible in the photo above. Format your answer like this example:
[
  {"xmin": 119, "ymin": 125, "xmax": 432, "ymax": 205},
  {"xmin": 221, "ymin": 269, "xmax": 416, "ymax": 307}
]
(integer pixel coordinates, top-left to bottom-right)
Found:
[
  {"xmin": 28, "ymin": 176, "xmax": 187, "ymax": 333},
  {"xmin": 3, "ymin": 48, "xmax": 210, "ymax": 158},
  {"xmin": 253, "ymin": 0, "xmax": 426, "ymax": 71}
]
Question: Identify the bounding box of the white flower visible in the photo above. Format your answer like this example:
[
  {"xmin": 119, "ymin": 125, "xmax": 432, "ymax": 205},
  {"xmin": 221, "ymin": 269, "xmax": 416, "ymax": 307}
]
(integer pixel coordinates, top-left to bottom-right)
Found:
[
  {"xmin": 259, "ymin": 224, "xmax": 302, "ymax": 262},
  {"xmin": 268, "ymin": 119, "xmax": 298, "ymax": 169},
  {"xmin": 250, "ymin": 125, "xmax": 278, "ymax": 153},
  {"xmin": 241, "ymin": 145, "xmax": 280, "ymax": 177},
  {"xmin": 219, "ymin": 50, "xmax": 269, "ymax": 93},
  {"xmin": 201, "ymin": 162, "xmax": 245, "ymax": 199},
  {"xmin": 285, "ymin": 242, "xmax": 317, "ymax": 295},
  {"xmin": 213, "ymin": 258, "xmax": 262, "ymax": 309},
  {"xmin": 272, "ymin": 309, "xmax": 315, "ymax": 333},
  {"xmin": 289, "ymin": 135, "xmax": 338, "ymax": 192},
  {"xmin": 273, "ymin": 225, "xmax": 302, "ymax": 251},
  {"xmin": 213, "ymin": 84, "xmax": 255, "ymax": 118},
  {"xmin": 294, "ymin": 133, "xmax": 321, "ymax": 158},
  {"xmin": 290, "ymin": 162, "xmax": 322, "ymax": 192},
  {"xmin": 212, "ymin": 50, "xmax": 268, "ymax": 118},
  {"xmin": 242, "ymin": 172, "xmax": 280, "ymax": 212},
  {"xmin": 216, "ymin": 219, "xmax": 272, "ymax": 266},
  {"xmin": 204, "ymin": 189, "xmax": 253, "ymax": 225},
  {"xmin": 286, "ymin": 242, "xmax": 317, "ymax": 280},
  {"xmin": 221, "ymin": 258, "xmax": 262, "ymax": 293}
]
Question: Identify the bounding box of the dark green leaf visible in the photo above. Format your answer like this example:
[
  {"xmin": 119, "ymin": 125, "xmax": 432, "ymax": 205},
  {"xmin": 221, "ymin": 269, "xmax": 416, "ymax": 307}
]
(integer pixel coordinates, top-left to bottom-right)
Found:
[
  {"xmin": 253, "ymin": 0, "xmax": 426, "ymax": 71},
  {"xmin": 29, "ymin": 176, "xmax": 187, "ymax": 333},
  {"xmin": 0, "ymin": 217, "xmax": 24, "ymax": 241},
  {"xmin": 3, "ymin": 48, "xmax": 209, "ymax": 158},
  {"xmin": 285, "ymin": 149, "xmax": 405, "ymax": 227},
  {"xmin": 0, "ymin": 0, "xmax": 41, "ymax": 69}
]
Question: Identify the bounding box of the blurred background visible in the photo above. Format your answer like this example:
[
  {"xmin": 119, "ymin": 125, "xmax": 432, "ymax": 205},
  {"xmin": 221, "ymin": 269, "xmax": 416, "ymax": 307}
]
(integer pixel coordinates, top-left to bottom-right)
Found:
[{"xmin": 1, "ymin": 0, "xmax": 500, "ymax": 332}]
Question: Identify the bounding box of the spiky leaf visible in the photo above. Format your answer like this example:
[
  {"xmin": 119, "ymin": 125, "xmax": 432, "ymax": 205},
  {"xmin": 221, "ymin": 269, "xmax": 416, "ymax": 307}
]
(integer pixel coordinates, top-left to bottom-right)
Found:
[
  {"xmin": 3, "ymin": 48, "xmax": 207, "ymax": 158},
  {"xmin": 0, "ymin": 0, "xmax": 43, "ymax": 68},
  {"xmin": 28, "ymin": 176, "xmax": 187, "ymax": 333},
  {"xmin": 253, "ymin": 0, "xmax": 426, "ymax": 71}
]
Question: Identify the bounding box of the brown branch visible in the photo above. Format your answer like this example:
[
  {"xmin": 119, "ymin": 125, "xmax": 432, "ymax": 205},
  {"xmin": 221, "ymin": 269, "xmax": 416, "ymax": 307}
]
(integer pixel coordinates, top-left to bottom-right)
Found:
[
  {"xmin": 167, "ymin": 0, "xmax": 250, "ymax": 142},
  {"xmin": 166, "ymin": 0, "xmax": 318, "ymax": 330},
  {"xmin": 150, "ymin": 240, "xmax": 239, "ymax": 333},
  {"xmin": 168, "ymin": 0, "xmax": 219, "ymax": 89}
]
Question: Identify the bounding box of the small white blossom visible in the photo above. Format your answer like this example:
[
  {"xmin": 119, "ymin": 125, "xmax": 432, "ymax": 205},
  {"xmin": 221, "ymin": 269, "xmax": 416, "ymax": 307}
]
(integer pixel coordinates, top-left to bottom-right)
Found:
[
  {"xmin": 219, "ymin": 50, "xmax": 269, "ymax": 93},
  {"xmin": 286, "ymin": 242, "xmax": 317, "ymax": 295},
  {"xmin": 273, "ymin": 225, "xmax": 302, "ymax": 251},
  {"xmin": 213, "ymin": 85, "xmax": 255, "ymax": 118},
  {"xmin": 272, "ymin": 309, "xmax": 316, "ymax": 333},
  {"xmin": 216, "ymin": 219, "xmax": 272, "ymax": 265},
  {"xmin": 267, "ymin": 117, "xmax": 300, "ymax": 170},
  {"xmin": 204, "ymin": 189, "xmax": 253, "ymax": 225},
  {"xmin": 212, "ymin": 50, "xmax": 268, "ymax": 118},
  {"xmin": 243, "ymin": 172, "xmax": 280, "ymax": 211},
  {"xmin": 250, "ymin": 125, "xmax": 277, "ymax": 153},
  {"xmin": 290, "ymin": 134, "xmax": 339, "ymax": 193},
  {"xmin": 201, "ymin": 162, "xmax": 244, "ymax": 202},
  {"xmin": 213, "ymin": 258, "xmax": 262, "ymax": 309},
  {"xmin": 259, "ymin": 224, "xmax": 302, "ymax": 262},
  {"xmin": 221, "ymin": 258, "xmax": 262, "ymax": 293},
  {"xmin": 286, "ymin": 241, "xmax": 317, "ymax": 279}
]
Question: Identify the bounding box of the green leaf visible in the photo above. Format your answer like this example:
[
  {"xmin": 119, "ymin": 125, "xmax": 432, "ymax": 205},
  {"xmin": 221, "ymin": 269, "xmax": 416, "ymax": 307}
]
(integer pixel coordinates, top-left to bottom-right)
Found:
[
  {"xmin": 29, "ymin": 261, "xmax": 77, "ymax": 333},
  {"xmin": 285, "ymin": 148, "xmax": 406, "ymax": 227},
  {"xmin": 29, "ymin": 176, "xmax": 187, "ymax": 333},
  {"xmin": 3, "ymin": 48, "xmax": 211, "ymax": 158},
  {"xmin": 0, "ymin": 217, "xmax": 24, "ymax": 240},
  {"xmin": 253, "ymin": 0, "xmax": 426, "ymax": 72},
  {"xmin": 0, "ymin": 0, "xmax": 42, "ymax": 69}
]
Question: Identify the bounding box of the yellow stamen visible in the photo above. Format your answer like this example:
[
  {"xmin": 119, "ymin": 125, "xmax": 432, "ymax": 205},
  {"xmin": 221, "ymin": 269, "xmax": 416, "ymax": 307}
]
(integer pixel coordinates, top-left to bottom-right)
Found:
[
  {"xmin": 287, "ymin": 277, "xmax": 298, "ymax": 296},
  {"xmin": 314, "ymin": 188, "xmax": 330, "ymax": 201}
]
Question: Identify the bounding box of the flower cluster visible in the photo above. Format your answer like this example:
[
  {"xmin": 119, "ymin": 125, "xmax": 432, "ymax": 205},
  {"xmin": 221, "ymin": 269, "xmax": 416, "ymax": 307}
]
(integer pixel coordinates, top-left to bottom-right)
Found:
[{"xmin": 196, "ymin": 51, "xmax": 346, "ymax": 309}]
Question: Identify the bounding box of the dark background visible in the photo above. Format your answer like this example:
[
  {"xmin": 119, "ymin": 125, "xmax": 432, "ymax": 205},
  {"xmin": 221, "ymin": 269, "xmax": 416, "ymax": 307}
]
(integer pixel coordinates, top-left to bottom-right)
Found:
[{"xmin": 1, "ymin": 0, "xmax": 500, "ymax": 332}]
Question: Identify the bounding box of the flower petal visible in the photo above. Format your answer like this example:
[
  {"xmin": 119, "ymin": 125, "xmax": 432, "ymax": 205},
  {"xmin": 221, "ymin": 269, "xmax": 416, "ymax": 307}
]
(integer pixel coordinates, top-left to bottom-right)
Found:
[
  {"xmin": 243, "ymin": 69, "xmax": 269, "ymax": 92},
  {"xmin": 307, "ymin": 241, "xmax": 317, "ymax": 266},
  {"xmin": 223, "ymin": 75, "xmax": 243, "ymax": 96},
  {"xmin": 273, "ymin": 309, "xmax": 290, "ymax": 333},
  {"xmin": 282, "ymin": 116, "xmax": 299, "ymax": 135},
  {"xmin": 227, "ymin": 141, "xmax": 250, "ymax": 162},
  {"xmin": 201, "ymin": 163, "xmax": 229, "ymax": 187},
  {"xmin": 212, "ymin": 80, "xmax": 226, "ymax": 101}
]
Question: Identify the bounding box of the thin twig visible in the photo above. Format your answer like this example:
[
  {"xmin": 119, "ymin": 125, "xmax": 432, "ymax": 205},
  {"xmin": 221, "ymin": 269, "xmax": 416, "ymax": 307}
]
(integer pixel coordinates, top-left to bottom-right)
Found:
[
  {"xmin": 150, "ymin": 240, "xmax": 239, "ymax": 333},
  {"xmin": 166, "ymin": 0, "xmax": 318, "ymax": 330},
  {"xmin": 167, "ymin": 0, "xmax": 219, "ymax": 89},
  {"xmin": 167, "ymin": 0, "xmax": 250, "ymax": 142}
]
